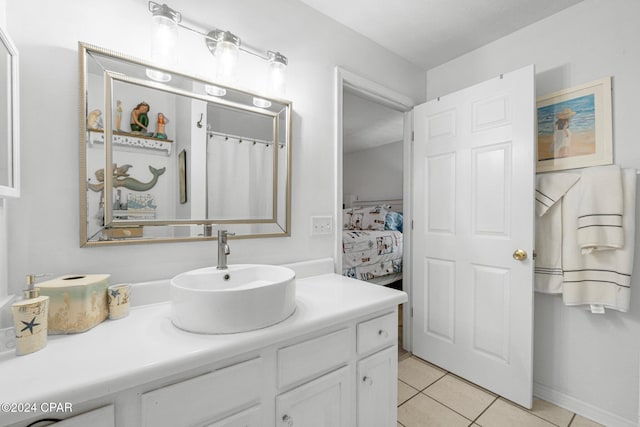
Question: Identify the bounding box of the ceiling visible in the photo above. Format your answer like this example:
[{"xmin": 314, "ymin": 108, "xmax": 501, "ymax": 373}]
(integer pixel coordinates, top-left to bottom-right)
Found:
[
  {"xmin": 297, "ymin": 0, "xmax": 584, "ymax": 70},
  {"xmin": 343, "ymin": 89, "xmax": 404, "ymax": 154},
  {"xmin": 318, "ymin": 0, "xmax": 585, "ymax": 154}
]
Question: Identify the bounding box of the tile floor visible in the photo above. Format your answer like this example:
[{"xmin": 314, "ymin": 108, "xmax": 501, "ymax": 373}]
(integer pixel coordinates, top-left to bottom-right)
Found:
[{"xmin": 395, "ymin": 354, "xmax": 604, "ymax": 427}]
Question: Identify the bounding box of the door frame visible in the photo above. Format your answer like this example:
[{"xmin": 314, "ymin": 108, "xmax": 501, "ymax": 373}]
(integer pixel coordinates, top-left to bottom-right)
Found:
[{"xmin": 333, "ymin": 67, "xmax": 415, "ymax": 351}]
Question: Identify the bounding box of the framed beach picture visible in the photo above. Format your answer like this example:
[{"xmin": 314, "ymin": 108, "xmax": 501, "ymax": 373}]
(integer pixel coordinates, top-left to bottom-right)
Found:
[{"xmin": 536, "ymin": 77, "xmax": 613, "ymax": 173}]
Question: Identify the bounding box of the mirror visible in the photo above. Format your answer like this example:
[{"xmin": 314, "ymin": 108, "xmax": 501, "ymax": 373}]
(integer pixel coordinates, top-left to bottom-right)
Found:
[
  {"xmin": 0, "ymin": 25, "xmax": 19, "ymax": 198},
  {"xmin": 79, "ymin": 43, "xmax": 291, "ymax": 246}
]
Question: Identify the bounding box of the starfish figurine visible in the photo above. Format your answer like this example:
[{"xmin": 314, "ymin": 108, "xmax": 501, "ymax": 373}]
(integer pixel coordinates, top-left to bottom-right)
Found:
[{"xmin": 20, "ymin": 317, "xmax": 40, "ymax": 334}]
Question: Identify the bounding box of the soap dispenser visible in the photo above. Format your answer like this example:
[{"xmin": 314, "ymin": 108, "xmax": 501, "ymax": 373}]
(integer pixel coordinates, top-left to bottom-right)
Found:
[{"xmin": 11, "ymin": 274, "xmax": 49, "ymax": 356}]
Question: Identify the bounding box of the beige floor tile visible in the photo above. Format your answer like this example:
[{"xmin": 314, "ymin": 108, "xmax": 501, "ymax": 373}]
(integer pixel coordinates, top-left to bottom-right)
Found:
[
  {"xmin": 398, "ymin": 380, "xmax": 420, "ymax": 406},
  {"xmin": 476, "ymin": 398, "xmax": 555, "ymax": 427},
  {"xmin": 569, "ymin": 414, "xmax": 605, "ymax": 427},
  {"xmin": 527, "ymin": 398, "xmax": 574, "ymax": 427},
  {"xmin": 424, "ymin": 374, "xmax": 496, "ymax": 420},
  {"xmin": 448, "ymin": 374, "xmax": 497, "ymax": 398},
  {"xmin": 398, "ymin": 393, "xmax": 471, "ymax": 427},
  {"xmin": 398, "ymin": 357, "xmax": 446, "ymax": 390}
]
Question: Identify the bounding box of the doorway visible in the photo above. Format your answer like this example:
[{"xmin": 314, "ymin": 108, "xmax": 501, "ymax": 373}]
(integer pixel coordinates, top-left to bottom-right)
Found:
[{"xmin": 334, "ymin": 67, "xmax": 414, "ymax": 351}]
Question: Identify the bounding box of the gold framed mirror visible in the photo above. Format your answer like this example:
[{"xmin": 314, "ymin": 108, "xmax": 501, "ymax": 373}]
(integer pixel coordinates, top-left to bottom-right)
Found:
[{"xmin": 79, "ymin": 43, "xmax": 291, "ymax": 246}]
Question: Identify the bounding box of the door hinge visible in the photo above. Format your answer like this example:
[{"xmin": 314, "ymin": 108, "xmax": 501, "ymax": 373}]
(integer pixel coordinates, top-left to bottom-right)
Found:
[
  {"xmin": 411, "ymin": 131, "xmax": 415, "ymax": 142},
  {"xmin": 411, "ymin": 307, "xmax": 414, "ymax": 317},
  {"xmin": 411, "ymin": 219, "xmax": 414, "ymax": 230},
  {"xmin": 533, "ymin": 250, "xmax": 537, "ymax": 260}
]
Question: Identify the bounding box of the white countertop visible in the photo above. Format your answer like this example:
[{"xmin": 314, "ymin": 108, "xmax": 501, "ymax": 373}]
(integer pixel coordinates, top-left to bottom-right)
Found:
[{"xmin": 0, "ymin": 265, "xmax": 407, "ymax": 425}]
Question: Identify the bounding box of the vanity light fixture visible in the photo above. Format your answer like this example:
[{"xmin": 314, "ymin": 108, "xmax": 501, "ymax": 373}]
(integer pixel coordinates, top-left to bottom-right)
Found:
[
  {"xmin": 147, "ymin": 1, "xmax": 288, "ymax": 103},
  {"xmin": 267, "ymin": 51, "xmax": 287, "ymax": 96},
  {"xmin": 147, "ymin": 2, "xmax": 181, "ymax": 82},
  {"xmin": 253, "ymin": 51, "xmax": 288, "ymax": 109},
  {"xmin": 205, "ymin": 30, "xmax": 240, "ymax": 91}
]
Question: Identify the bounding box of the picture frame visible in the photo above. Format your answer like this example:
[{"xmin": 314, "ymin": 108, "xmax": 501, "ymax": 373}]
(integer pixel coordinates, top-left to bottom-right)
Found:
[
  {"xmin": 536, "ymin": 77, "xmax": 612, "ymax": 173},
  {"xmin": 178, "ymin": 149, "xmax": 187, "ymax": 204}
]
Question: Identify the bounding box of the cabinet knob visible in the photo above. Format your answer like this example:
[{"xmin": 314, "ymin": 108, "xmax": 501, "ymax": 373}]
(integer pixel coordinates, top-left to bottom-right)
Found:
[
  {"xmin": 362, "ymin": 376, "xmax": 374, "ymax": 386},
  {"xmin": 282, "ymin": 414, "xmax": 293, "ymax": 426},
  {"xmin": 378, "ymin": 329, "xmax": 388, "ymax": 338}
]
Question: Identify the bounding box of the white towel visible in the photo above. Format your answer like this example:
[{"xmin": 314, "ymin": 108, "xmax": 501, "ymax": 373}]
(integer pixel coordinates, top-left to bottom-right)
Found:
[
  {"xmin": 562, "ymin": 168, "xmax": 636, "ymax": 312},
  {"xmin": 534, "ymin": 173, "xmax": 580, "ymax": 294},
  {"xmin": 577, "ymin": 165, "xmax": 623, "ymax": 253}
]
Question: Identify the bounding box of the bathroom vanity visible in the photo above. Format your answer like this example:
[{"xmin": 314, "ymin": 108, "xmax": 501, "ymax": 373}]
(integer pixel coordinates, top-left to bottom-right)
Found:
[{"xmin": 0, "ymin": 260, "xmax": 407, "ymax": 426}]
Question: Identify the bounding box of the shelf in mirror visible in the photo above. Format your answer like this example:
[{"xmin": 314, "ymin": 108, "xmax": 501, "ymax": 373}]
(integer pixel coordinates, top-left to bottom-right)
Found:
[{"xmin": 88, "ymin": 129, "xmax": 173, "ymax": 155}]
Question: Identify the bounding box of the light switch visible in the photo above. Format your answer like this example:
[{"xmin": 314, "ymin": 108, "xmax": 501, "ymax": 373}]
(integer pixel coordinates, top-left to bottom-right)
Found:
[{"xmin": 311, "ymin": 216, "xmax": 333, "ymax": 235}]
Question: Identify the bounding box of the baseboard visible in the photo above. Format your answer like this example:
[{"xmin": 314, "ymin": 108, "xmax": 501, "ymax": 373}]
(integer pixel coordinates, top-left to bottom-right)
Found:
[{"xmin": 534, "ymin": 382, "xmax": 637, "ymax": 427}]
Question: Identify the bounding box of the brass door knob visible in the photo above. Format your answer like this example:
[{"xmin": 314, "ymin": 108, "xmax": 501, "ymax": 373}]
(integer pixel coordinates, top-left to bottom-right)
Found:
[{"xmin": 513, "ymin": 249, "xmax": 527, "ymax": 261}]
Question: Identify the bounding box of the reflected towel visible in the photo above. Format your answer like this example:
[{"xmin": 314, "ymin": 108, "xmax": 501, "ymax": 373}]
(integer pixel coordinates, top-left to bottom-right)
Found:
[
  {"xmin": 534, "ymin": 173, "xmax": 580, "ymax": 294},
  {"xmin": 577, "ymin": 165, "xmax": 623, "ymax": 253},
  {"xmin": 562, "ymin": 168, "xmax": 636, "ymax": 312}
]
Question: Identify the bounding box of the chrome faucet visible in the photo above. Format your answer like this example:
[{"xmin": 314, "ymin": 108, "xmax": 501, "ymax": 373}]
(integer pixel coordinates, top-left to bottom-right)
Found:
[{"xmin": 217, "ymin": 229, "xmax": 235, "ymax": 269}]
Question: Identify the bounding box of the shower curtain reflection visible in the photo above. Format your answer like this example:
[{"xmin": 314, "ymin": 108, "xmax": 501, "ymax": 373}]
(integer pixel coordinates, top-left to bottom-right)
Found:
[{"xmin": 206, "ymin": 134, "xmax": 274, "ymax": 220}]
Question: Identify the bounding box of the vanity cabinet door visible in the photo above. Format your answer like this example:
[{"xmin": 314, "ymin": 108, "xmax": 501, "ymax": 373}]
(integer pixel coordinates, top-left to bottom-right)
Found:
[
  {"xmin": 357, "ymin": 346, "xmax": 397, "ymax": 427},
  {"xmin": 276, "ymin": 366, "xmax": 351, "ymax": 427}
]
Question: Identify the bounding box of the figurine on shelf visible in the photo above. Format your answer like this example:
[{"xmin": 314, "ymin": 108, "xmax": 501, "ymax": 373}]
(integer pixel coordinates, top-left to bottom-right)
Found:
[
  {"xmin": 88, "ymin": 109, "xmax": 103, "ymax": 130},
  {"xmin": 115, "ymin": 100, "xmax": 123, "ymax": 131},
  {"xmin": 130, "ymin": 102, "xmax": 150, "ymax": 134},
  {"xmin": 155, "ymin": 112, "xmax": 169, "ymax": 139}
]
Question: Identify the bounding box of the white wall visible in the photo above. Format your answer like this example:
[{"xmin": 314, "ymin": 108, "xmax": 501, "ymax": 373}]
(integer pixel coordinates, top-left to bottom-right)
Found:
[
  {"xmin": 2, "ymin": 1, "xmax": 424, "ymax": 297},
  {"xmin": 427, "ymin": 0, "xmax": 640, "ymax": 424},
  {"xmin": 0, "ymin": 0, "xmax": 8, "ymax": 305},
  {"xmin": 343, "ymin": 141, "xmax": 403, "ymax": 203}
]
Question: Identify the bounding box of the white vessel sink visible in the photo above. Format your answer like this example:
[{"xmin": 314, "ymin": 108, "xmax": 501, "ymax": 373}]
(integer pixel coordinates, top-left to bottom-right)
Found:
[{"xmin": 170, "ymin": 264, "xmax": 296, "ymax": 334}]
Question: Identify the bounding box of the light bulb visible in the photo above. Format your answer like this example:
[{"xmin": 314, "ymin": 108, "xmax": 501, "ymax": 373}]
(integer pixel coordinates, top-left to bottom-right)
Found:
[
  {"xmin": 267, "ymin": 51, "xmax": 287, "ymax": 98},
  {"xmin": 147, "ymin": 3, "xmax": 180, "ymax": 82},
  {"xmin": 253, "ymin": 97, "xmax": 272, "ymax": 109},
  {"xmin": 206, "ymin": 85, "xmax": 227, "ymax": 97},
  {"xmin": 215, "ymin": 39, "xmax": 239, "ymax": 84}
]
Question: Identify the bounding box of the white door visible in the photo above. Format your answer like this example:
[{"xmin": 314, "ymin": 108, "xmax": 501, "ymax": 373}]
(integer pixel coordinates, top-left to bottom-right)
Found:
[{"xmin": 412, "ymin": 65, "xmax": 535, "ymax": 407}]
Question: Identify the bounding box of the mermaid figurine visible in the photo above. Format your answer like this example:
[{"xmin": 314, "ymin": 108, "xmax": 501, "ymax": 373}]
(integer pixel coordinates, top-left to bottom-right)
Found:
[{"xmin": 130, "ymin": 102, "xmax": 150, "ymax": 134}]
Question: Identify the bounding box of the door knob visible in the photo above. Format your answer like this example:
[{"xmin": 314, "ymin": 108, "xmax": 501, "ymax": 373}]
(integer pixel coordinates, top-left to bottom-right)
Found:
[{"xmin": 513, "ymin": 249, "xmax": 527, "ymax": 261}]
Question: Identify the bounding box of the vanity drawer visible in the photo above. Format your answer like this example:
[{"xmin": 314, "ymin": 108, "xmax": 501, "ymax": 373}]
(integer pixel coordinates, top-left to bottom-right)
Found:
[
  {"xmin": 141, "ymin": 357, "xmax": 262, "ymax": 427},
  {"xmin": 357, "ymin": 312, "xmax": 397, "ymax": 355},
  {"xmin": 204, "ymin": 405, "xmax": 262, "ymax": 427},
  {"xmin": 46, "ymin": 405, "xmax": 115, "ymax": 426},
  {"xmin": 277, "ymin": 328, "xmax": 351, "ymax": 389}
]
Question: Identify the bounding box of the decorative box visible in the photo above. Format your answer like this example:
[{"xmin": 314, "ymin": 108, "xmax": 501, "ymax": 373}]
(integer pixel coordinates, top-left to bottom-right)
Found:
[{"xmin": 38, "ymin": 274, "xmax": 110, "ymax": 334}]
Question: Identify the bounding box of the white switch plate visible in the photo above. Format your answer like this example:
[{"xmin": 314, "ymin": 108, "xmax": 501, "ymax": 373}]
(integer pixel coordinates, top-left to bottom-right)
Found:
[{"xmin": 311, "ymin": 216, "xmax": 333, "ymax": 235}]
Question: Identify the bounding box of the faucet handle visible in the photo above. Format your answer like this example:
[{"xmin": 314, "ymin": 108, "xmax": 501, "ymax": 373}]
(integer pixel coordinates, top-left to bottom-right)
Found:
[{"xmin": 218, "ymin": 229, "xmax": 235, "ymax": 238}]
